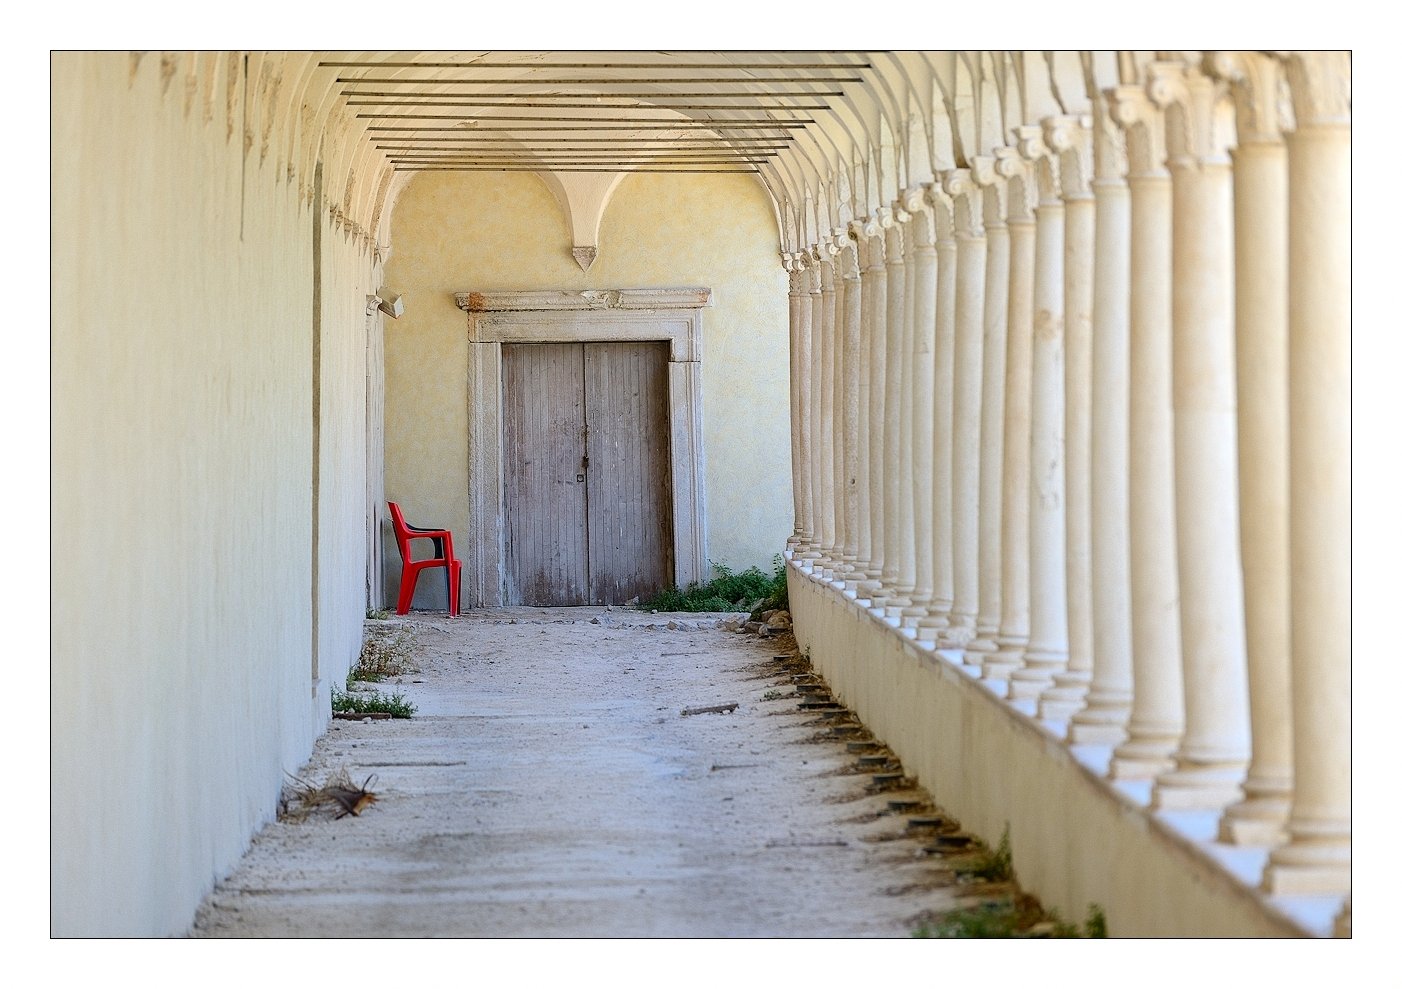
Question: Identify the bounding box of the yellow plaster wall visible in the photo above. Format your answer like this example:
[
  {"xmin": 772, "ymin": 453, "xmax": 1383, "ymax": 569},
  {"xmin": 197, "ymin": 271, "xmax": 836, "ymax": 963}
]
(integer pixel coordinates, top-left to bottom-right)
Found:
[
  {"xmin": 383, "ymin": 170, "xmax": 791, "ymax": 599},
  {"xmin": 51, "ymin": 53, "xmax": 378, "ymax": 935}
]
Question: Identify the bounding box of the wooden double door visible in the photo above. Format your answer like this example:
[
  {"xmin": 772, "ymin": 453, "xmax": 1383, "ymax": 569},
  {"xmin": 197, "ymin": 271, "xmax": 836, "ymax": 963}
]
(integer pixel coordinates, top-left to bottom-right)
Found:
[{"xmin": 501, "ymin": 341, "xmax": 674, "ymax": 606}]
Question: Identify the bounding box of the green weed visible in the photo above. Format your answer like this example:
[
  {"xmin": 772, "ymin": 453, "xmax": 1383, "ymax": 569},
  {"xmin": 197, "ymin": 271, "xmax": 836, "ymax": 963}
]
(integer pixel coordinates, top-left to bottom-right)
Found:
[
  {"xmin": 913, "ymin": 898, "xmax": 1108, "ymax": 938},
  {"xmin": 953, "ymin": 823, "xmax": 1014, "ymax": 883},
  {"xmin": 332, "ymin": 681, "xmax": 417, "ymax": 719},
  {"xmin": 641, "ymin": 556, "xmax": 787, "ymax": 614}
]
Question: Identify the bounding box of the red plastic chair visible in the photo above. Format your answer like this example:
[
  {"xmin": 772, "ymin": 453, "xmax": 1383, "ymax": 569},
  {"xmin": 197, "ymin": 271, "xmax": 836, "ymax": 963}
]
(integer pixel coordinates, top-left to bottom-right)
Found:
[{"xmin": 388, "ymin": 501, "xmax": 462, "ymax": 616}]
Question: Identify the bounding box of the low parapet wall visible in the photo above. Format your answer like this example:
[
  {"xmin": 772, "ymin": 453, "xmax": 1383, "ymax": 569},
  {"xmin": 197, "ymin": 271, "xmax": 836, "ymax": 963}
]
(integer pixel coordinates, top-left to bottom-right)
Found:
[{"xmin": 788, "ymin": 558, "xmax": 1326, "ymax": 937}]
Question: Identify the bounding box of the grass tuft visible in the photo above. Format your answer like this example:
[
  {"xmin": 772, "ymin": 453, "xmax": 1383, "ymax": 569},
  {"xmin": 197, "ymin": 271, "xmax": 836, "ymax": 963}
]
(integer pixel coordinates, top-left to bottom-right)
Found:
[
  {"xmin": 953, "ymin": 823, "xmax": 1014, "ymax": 883},
  {"xmin": 641, "ymin": 555, "xmax": 787, "ymax": 614},
  {"xmin": 912, "ymin": 897, "xmax": 1108, "ymax": 938},
  {"xmin": 333, "ymin": 681, "xmax": 417, "ymax": 718}
]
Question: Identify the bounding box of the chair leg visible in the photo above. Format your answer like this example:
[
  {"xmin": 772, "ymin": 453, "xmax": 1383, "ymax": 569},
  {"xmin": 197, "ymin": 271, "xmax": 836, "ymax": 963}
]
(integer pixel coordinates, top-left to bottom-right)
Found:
[
  {"xmin": 396, "ymin": 567, "xmax": 419, "ymax": 615},
  {"xmin": 450, "ymin": 560, "xmax": 462, "ymax": 617}
]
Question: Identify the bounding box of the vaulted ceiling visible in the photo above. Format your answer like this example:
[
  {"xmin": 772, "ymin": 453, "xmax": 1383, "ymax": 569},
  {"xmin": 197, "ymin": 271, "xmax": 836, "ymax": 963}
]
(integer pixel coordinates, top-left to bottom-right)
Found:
[{"xmin": 263, "ymin": 51, "xmax": 1131, "ymax": 253}]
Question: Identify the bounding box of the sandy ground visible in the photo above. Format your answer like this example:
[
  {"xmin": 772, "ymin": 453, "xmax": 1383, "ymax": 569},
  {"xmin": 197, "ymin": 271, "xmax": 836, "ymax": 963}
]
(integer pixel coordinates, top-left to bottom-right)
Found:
[{"xmin": 190, "ymin": 607, "xmax": 1008, "ymax": 938}]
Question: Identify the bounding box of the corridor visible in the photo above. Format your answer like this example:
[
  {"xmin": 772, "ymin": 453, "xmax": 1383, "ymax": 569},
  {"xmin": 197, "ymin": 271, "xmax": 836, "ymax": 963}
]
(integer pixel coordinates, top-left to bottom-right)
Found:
[{"xmin": 191, "ymin": 610, "xmax": 1006, "ymax": 937}]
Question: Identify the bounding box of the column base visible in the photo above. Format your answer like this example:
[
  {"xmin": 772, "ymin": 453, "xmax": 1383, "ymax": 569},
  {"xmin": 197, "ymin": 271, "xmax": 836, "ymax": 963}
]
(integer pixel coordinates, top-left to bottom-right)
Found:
[
  {"xmin": 1261, "ymin": 846, "xmax": 1351, "ymax": 897},
  {"xmin": 1108, "ymin": 732, "xmax": 1180, "ymax": 781},
  {"xmin": 916, "ymin": 611, "xmax": 949, "ymax": 639},
  {"xmin": 1108, "ymin": 753, "xmax": 1175, "ymax": 781},
  {"xmin": 900, "ymin": 600, "xmax": 930, "ymax": 631},
  {"xmin": 939, "ymin": 622, "xmax": 978, "ymax": 650},
  {"xmin": 1007, "ymin": 648, "xmax": 1065, "ymax": 700},
  {"xmin": 879, "ymin": 594, "xmax": 912, "ymax": 623},
  {"xmin": 1150, "ymin": 759, "xmax": 1247, "ymax": 811},
  {"xmin": 982, "ymin": 635, "xmax": 1027, "ymax": 680},
  {"xmin": 1067, "ymin": 718, "xmax": 1128, "ymax": 747},
  {"xmin": 1038, "ymin": 670, "xmax": 1092, "ymax": 721},
  {"xmin": 964, "ymin": 627, "xmax": 1000, "ymax": 654},
  {"xmin": 1218, "ymin": 803, "xmax": 1289, "ymax": 846}
]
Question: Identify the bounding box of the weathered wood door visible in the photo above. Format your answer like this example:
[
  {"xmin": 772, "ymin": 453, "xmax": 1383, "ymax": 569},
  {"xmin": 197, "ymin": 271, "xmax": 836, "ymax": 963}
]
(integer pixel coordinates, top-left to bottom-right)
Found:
[{"xmin": 502, "ymin": 341, "xmax": 673, "ymax": 606}]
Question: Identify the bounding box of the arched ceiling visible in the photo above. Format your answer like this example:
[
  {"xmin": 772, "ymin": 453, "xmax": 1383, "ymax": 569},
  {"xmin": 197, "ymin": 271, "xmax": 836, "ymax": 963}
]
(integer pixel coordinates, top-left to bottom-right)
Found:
[
  {"xmin": 300, "ymin": 51, "xmax": 948, "ymax": 250},
  {"xmin": 274, "ymin": 51, "xmax": 1135, "ymax": 255}
]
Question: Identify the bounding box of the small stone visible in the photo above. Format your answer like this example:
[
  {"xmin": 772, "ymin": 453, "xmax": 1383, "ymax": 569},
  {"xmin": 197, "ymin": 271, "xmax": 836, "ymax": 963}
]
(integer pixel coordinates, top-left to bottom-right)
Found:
[
  {"xmin": 590, "ymin": 617, "xmax": 601, "ymax": 624},
  {"xmin": 667, "ymin": 620, "xmax": 680, "ymax": 630},
  {"xmin": 745, "ymin": 621, "xmax": 763, "ymax": 634}
]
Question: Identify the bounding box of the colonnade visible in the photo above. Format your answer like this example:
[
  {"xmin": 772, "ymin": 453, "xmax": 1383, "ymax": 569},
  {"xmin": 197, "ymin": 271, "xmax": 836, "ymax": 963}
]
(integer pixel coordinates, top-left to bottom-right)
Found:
[{"xmin": 783, "ymin": 52, "xmax": 1350, "ymax": 922}]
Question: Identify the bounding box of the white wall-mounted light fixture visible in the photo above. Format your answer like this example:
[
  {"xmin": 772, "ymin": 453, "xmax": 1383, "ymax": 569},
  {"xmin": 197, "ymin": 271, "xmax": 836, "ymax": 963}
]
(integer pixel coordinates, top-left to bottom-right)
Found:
[{"xmin": 377, "ymin": 292, "xmax": 404, "ymax": 319}]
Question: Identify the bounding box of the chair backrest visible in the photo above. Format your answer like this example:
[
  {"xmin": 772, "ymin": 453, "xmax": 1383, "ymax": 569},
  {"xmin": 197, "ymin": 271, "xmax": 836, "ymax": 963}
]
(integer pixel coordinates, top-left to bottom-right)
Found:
[{"xmin": 387, "ymin": 501, "xmax": 413, "ymax": 561}]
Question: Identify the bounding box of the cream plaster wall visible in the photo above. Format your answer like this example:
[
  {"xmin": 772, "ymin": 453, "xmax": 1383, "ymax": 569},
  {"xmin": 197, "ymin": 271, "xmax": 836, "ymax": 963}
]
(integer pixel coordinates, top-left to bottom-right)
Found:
[
  {"xmin": 51, "ymin": 54, "xmax": 378, "ymax": 935},
  {"xmin": 789, "ymin": 566, "xmax": 1312, "ymax": 937},
  {"xmin": 382, "ymin": 170, "xmax": 791, "ymax": 603}
]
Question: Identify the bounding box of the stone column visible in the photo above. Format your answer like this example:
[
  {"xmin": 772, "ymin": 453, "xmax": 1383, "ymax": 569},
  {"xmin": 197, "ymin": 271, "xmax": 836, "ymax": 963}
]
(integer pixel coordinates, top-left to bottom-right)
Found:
[
  {"xmin": 831, "ymin": 243, "xmax": 852, "ymax": 576},
  {"xmin": 840, "ymin": 238, "xmax": 869, "ymax": 587},
  {"xmin": 1262, "ymin": 50, "xmax": 1351, "ymax": 896},
  {"xmin": 864, "ymin": 227, "xmax": 890, "ymax": 606},
  {"xmin": 967, "ymin": 159, "xmax": 1009, "ymax": 660},
  {"xmin": 1209, "ymin": 51, "xmax": 1293, "ymax": 845},
  {"xmin": 1108, "ymin": 86, "xmax": 1183, "ymax": 778},
  {"xmin": 1070, "ymin": 95, "xmax": 1135, "ymax": 745},
  {"xmin": 819, "ymin": 254, "xmax": 841, "ymax": 576},
  {"xmin": 880, "ymin": 222, "xmax": 912, "ymax": 617},
  {"xmin": 905, "ymin": 204, "xmax": 939, "ymax": 637},
  {"xmin": 896, "ymin": 203, "xmax": 924, "ymax": 627},
  {"xmin": 796, "ymin": 262, "xmax": 822, "ymax": 562},
  {"xmin": 942, "ymin": 168, "xmax": 987, "ymax": 649},
  {"xmin": 1009, "ymin": 125, "xmax": 1069, "ymax": 701},
  {"xmin": 785, "ymin": 259, "xmax": 811, "ymax": 551},
  {"xmin": 1039, "ymin": 115, "xmax": 1097, "ymax": 721},
  {"xmin": 1149, "ymin": 61, "xmax": 1252, "ymax": 811},
  {"xmin": 852, "ymin": 231, "xmax": 876, "ymax": 593},
  {"xmin": 929, "ymin": 200, "xmax": 958, "ymax": 627},
  {"xmin": 985, "ymin": 157, "xmax": 1037, "ymax": 680}
]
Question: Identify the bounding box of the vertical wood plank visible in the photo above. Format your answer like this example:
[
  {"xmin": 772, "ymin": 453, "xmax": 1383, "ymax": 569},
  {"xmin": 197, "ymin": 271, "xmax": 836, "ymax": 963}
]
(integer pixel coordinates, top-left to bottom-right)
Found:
[
  {"xmin": 501, "ymin": 342, "xmax": 589, "ymax": 605},
  {"xmin": 585, "ymin": 341, "xmax": 674, "ymax": 605}
]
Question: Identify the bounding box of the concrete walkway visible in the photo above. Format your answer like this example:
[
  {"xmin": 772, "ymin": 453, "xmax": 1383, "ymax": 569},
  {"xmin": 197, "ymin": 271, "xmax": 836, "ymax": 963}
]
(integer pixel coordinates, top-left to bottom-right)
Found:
[{"xmin": 191, "ymin": 608, "xmax": 1000, "ymax": 937}]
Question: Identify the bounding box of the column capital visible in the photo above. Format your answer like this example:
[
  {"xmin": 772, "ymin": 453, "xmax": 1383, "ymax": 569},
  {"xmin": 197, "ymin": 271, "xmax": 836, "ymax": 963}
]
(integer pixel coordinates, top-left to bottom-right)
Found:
[
  {"xmin": 1045, "ymin": 113, "xmax": 1095, "ymax": 200},
  {"xmin": 972, "ymin": 153, "xmax": 1010, "ymax": 227},
  {"xmin": 1147, "ymin": 60, "xmax": 1235, "ymax": 166},
  {"xmin": 839, "ymin": 237, "xmax": 861, "ymax": 280},
  {"xmin": 1205, "ymin": 50, "xmax": 1291, "ymax": 144},
  {"xmin": 818, "ymin": 254, "xmax": 836, "ymax": 290},
  {"xmin": 899, "ymin": 183, "xmax": 930, "ymax": 219},
  {"xmin": 1109, "ymin": 83, "xmax": 1170, "ymax": 179},
  {"xmin": 866, "ymin": 228, "xmax": 886, "ymax": 267},
  {"xmin": 1016, "ymin": 122, "xmax": 1062, "ymax": 205},
  {"xmin": 1277, "ymin": 50, "xmax": 1351, "ymax": 128},
  {"xmin": 1090, "ymin": 92, "xmax": 1129, "ymax": 185},
  {"xmin": 909, "ymin": 204, "xmax": 936, "ymax": 250},
  {"xmin": 942, "ymin": 167, "xmax": 986, "ymax": 237},
  {"xmin": 993, "ymin": 145, "xmax": 1038, "ymax": 223},
  {"xmin": 883, "ymin": 218, "xmax": 905, "ymax": 259}
]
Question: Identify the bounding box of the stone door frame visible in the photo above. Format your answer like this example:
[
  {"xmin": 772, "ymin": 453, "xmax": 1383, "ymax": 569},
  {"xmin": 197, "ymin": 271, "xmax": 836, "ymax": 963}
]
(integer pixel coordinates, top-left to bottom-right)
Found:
[{"xmin": 456, "ymin": 288, "xmax": 711, "ymax": 608}]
